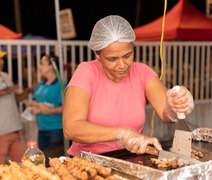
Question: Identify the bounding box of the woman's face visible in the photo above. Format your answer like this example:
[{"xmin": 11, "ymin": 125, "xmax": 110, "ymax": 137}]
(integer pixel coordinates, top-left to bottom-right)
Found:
[
  {"xmin": 39, "ymin": 56, "xmax": 53, "ymax": 77},
  {"xmin": 96, "ymin": 42, "xmax": 134, "ymax": 83}
]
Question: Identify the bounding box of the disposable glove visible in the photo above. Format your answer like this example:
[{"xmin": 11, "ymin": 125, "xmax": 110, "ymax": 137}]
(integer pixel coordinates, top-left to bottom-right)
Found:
[
  {"xmin": 117, "ymin": 128, "xmax": 162, "ymax": 154},
  {"xmin": 165, "ymin": 85, "xmax": 194, "ymax": 122}
]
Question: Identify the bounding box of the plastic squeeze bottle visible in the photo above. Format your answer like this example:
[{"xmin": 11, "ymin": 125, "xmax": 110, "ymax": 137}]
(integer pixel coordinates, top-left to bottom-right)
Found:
[{"xmin": 22, "ymin": 140, "xmax": 46, "ymax": 166}]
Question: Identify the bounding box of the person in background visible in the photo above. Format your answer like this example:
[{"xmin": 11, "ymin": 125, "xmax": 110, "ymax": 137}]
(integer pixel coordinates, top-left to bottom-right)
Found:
[
  {"xmin": 62, "ymin": 15, "xmax": 194, "ymax": 156},
  {"xmin": 28, "ymin": 54, "xmax": 65, "ymax": 151},
  {"xmin": 0, "ymin": 51, "xmax": 26, "ymax": 164}
]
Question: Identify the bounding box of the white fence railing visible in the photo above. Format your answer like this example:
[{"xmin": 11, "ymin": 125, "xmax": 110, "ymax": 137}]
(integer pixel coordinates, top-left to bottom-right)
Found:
[{"xmin": 0, "ymin": 40, "xmax": 211, "ymax": 102}]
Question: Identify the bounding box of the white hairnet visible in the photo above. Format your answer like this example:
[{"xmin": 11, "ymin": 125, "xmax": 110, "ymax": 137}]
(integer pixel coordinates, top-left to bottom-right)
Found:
[{"xmin": 88, "ymin": 15, "xmax": 135, "ymax": 51}]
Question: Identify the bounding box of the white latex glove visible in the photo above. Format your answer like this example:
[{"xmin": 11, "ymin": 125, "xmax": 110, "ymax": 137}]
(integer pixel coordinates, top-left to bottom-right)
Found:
[
  {"xmin": 165, "ymin": 85, "xmax": 194, "ymax": 122},
  {"xmin": 117, "ymin": 128, "xmax": 162, "ymax": 154}
]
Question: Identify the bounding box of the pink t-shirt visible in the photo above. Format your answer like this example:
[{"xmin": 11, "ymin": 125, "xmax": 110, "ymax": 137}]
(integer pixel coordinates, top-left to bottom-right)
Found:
[{"xmin": 67, "ymin": 60, "xmax": 157, "ymax": 156}]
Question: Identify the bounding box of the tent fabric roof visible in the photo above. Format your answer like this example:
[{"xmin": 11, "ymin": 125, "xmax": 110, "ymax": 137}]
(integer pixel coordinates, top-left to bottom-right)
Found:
[
  {"xmin": 134, "ymin": 0, "xmax": 212, "ymax": 41},
  {"xmin": 0, "ymin": 24, "xmax": 22, "ymax": 39}
]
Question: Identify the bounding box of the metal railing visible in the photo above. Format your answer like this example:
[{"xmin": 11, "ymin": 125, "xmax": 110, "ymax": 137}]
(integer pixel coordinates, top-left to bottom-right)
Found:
[{"xmin": 0, "ymin": 40, "xmax": 211, "ymax": 102}]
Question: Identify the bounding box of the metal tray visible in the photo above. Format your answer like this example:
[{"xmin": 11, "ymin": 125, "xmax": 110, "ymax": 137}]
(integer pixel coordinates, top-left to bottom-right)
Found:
[{"xmin": 79, "ymin": 151, "xmax": 212, "ymax": 180}]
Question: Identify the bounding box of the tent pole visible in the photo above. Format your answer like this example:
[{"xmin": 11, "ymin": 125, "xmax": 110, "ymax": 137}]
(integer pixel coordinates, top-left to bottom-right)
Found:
[
  {"xmin": 13, "ymin": 0, "xmax": 22, "ymax": 32},
  {"xmin": 54, "ymin": 0, "xmax": 70, "ymax": 156},
  {"xmin": 54, "ymin": 0, "xmax": 64, "ymax": 80},
  {"xmin": 135, "ymin": 0, "xmax": 141, "ymax": 27}
]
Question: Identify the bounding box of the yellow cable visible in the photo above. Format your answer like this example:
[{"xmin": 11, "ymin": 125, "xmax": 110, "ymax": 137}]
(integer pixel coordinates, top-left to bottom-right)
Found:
[
  {"xmin": 150, "ymin": 0, "xmax": 167, "ymax": 137},
  {"xmin": 159, "ymin": 0, "xmax": 167, "ymax": 81}
]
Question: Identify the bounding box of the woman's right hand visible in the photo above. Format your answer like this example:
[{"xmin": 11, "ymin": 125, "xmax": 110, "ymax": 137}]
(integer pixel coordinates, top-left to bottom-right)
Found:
[
  {"xmin": 31, "ymin": 106, "xmax": 41, "ymax": 115},
  {"xmin": 117, "ymin": 129, "xmax": 162, "ymax": 154},
  {"xmin": 3, "ymin": 85, "xmax": 19, "ymax": 94},
  {"xmin": 28, "ymin": 100, "xmax": 41, "ymax": 115}
]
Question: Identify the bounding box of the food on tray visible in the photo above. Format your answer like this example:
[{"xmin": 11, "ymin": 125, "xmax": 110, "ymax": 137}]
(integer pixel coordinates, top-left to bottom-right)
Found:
[
  {"xmin": 150, "ymin": 157, "xmax": 187, "ymax": 170},
  {"xmin": 22, "ymin": 160, "xmax": 60, "ymax": 180},
  {"xmin": 0, "ymin": 157, "xmax": 115, "ymax": 180},
  {"xmin": 150, "ymin": 148, "xmax": 204, "ymax": 171},
  {"xmin": 0, "ymin": 160, "xmax": 60, "ymax": 180},
  {"xmin": 192, "ymin": 128, "xmax": 212, "ymax": 143},
  {"xmin": 49, "ymin": 156, "xmax": 115, "ymax": 180},
  {"xmin": 191, "ymin": 149, "xmax": 204, "ymax": 159}
]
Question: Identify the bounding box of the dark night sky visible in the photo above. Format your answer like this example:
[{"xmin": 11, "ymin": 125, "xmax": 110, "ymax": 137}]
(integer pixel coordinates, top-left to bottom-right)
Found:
[{"xmin": 0, "ymin": 0, "xmax": 206, "ymax": 40}]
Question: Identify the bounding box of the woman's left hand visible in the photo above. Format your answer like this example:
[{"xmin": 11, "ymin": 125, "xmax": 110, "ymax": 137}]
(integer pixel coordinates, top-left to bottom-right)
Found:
[{"xmin": 167, "ymin": 86, "xmax": 194, "ymax": 115}]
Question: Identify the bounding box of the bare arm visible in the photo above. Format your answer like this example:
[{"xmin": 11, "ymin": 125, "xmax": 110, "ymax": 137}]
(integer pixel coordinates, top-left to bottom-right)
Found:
[
  {"xmin": 16, "ymin": 87, "xmax": 32, "ymax": 102},
  {"xmin": 0, "ymin": 85, "xmax": 19, "ymax": 97},
  {"xmin": 16, "ymin": 83, "xmax": 37, "ymax": 102},
  {"xmin": 41, "ymin": 105, "xmax": 63, "ymax": 114},
  {"xmin": 63, "ymin": 86, "xmax": 163, "ymax": 153},
  {"xmin": 0, "ymin": 88, "xmax": 10, "ymax": 96},
  {"xmin": 145, "ymin": 77, "xmax": 193, "ymax": 123},
  {"xmin": 145, "ymin": 77, "xmax": 171, "ymax": 122},
  {"xmin": 30, "ymin": 100, "xmax": 63, "ymax": 115},
  {"xmin": 62, "ymin": 86, "xmax": 119, "ymax": 144}
]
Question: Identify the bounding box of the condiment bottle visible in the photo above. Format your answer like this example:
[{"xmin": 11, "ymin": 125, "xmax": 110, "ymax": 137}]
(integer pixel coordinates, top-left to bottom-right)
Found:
[{"xmin": 22, "ymin": 140, "xmax": 45, "ymax": 166}]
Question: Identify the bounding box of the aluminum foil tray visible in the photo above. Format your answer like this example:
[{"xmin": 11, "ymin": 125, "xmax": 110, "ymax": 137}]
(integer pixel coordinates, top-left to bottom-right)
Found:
[
  {"xmin": 192, "ymin": 127, "xmax": 212, "ymax": 143},
  {"xmin": 79, "ymin": 151, "xmax": 212, "ymax": 180}
]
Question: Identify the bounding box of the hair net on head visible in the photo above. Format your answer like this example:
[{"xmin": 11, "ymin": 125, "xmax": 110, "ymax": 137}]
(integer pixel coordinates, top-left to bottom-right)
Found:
[{"xmin": 88, "ymin": 15, "xmax": 135, "ymax": 51}]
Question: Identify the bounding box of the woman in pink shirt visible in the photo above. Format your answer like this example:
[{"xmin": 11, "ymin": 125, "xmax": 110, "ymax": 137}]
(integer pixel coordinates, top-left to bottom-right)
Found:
[{"xmin": 63, "ymin": 15, "xmax": 194, "ymax": 156}]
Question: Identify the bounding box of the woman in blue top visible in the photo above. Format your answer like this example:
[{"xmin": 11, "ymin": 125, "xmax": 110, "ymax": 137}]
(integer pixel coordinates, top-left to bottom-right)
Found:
[{"xmin": 29, "ymin": 54, "xmax": 65, "ymax": 151}]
